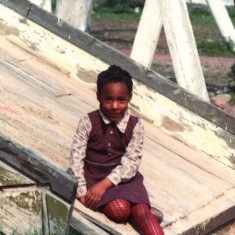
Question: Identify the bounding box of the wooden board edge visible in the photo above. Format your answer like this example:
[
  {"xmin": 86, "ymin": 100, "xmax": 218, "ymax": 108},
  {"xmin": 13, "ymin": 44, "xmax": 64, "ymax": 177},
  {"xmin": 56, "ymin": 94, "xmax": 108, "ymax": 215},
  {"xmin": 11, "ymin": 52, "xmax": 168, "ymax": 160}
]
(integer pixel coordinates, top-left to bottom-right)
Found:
[
  {"xmin": 0, "ymin": 132, "xmax": 77, "ymax": 203},
  {"xmin": 69, "ymin": 210, "xmax": 111, "ymax": 235},
  {"xmin": 164, "ymin": 187, "xmax": 235, "ymax": 235}
]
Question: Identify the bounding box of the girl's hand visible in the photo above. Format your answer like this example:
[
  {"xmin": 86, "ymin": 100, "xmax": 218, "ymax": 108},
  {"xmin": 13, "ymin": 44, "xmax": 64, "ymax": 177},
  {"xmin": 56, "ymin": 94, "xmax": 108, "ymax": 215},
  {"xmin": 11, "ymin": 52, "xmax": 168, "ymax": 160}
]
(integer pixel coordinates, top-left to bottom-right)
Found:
[
  {"xmin": 85, "ymin": 178, "xmax": 113, "ymax": 209},
  {"xmin": 79, "ymin": 195, "xmax": 86, "ymax": 205}
]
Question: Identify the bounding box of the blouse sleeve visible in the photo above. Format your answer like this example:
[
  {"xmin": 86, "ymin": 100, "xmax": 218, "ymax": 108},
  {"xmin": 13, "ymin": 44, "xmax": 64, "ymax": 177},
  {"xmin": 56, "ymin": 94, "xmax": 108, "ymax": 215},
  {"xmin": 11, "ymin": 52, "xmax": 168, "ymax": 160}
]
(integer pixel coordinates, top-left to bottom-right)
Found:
[
  {"xmin": 70, "ymin": 114, "xmax": 91, "ymax": 198},
  {"xmin": 107, "ymin": 119, "xmax": 144, "ymax": 185}
]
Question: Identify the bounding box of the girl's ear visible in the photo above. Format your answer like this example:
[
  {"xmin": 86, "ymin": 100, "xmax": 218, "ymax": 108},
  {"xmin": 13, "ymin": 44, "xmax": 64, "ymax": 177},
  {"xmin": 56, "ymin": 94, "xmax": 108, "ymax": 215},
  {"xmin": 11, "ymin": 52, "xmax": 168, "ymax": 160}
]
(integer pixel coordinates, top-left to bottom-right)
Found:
[
  {"xmin": 96, "ymin": 92, "xmax": 101, "ymax": 102},
  {"xmin": 128, "ymin": 93, "xmax": 133, "ymax": 102}
]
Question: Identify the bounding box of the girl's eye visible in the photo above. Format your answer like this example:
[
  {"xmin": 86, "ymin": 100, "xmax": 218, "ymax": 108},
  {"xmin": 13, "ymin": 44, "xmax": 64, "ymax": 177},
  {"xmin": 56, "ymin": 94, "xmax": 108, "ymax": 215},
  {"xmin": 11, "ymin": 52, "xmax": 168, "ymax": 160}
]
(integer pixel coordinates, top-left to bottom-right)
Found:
[
  {"xmin": 118, "ymin": 98, "xmax": 127, "ymax": 103},
  {"xmin": 104, "ymin": 98, "xmax": 112, "ymax": 103},
  {"xmin": 102, "ymin": 97, "xmax": 127, "ymax": 104}
]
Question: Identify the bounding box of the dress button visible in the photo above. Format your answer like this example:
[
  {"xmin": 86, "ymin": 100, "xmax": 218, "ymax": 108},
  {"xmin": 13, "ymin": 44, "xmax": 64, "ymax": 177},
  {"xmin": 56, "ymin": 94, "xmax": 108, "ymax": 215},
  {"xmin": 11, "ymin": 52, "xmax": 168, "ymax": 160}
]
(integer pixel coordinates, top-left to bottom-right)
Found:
[
  {"xmin": 108, "ymin": 143, "xmax": 111, "ymax": 147},
  {"xmin": 110, "ymin": 130, "xmax": 113, "ymax": 134},
  {"xmin": 108, "ymin": 152, "xmax": 112, "ymax": 156}
]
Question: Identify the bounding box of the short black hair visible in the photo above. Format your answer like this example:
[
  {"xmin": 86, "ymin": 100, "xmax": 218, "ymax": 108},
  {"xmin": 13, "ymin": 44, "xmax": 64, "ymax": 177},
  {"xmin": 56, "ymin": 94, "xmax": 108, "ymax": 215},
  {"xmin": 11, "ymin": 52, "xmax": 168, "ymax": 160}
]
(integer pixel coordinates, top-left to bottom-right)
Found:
[{"xmin": 97, "ymin": 65, "xmax": 133, "ymax": 94}]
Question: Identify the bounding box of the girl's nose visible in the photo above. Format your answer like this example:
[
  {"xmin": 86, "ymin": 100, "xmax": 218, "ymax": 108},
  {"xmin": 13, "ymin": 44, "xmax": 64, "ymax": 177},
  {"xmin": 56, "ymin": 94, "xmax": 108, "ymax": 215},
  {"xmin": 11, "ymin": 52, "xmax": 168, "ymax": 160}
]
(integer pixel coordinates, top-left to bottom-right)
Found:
[{"xmin": 111, "ymin": 101, "xmax": 118, "ymax": 109}]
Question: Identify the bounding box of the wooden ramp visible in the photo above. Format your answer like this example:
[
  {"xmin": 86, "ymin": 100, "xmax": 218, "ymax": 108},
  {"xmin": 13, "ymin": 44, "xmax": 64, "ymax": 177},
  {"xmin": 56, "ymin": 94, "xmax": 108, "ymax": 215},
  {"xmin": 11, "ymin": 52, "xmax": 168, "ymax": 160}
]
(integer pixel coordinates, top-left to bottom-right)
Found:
[{"xmin": 0, "ymin": 1, "xmax": 235, "ymax": 234}]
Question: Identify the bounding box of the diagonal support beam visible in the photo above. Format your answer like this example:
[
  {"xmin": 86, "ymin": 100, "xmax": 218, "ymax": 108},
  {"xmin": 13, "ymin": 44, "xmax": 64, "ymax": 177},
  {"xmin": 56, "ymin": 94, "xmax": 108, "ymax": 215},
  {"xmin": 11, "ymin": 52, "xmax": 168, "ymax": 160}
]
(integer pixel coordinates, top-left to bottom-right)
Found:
[
  {"xmin": 206, "ymin": 0, "xmax": 235, "ymax": 51},
  {"xmin": 131, "ymin": 0, "xmax": 209, "ymax": 101},
  {"xmin": 130, "ymin": 0, "xmax": 162, "ymax": 68}
]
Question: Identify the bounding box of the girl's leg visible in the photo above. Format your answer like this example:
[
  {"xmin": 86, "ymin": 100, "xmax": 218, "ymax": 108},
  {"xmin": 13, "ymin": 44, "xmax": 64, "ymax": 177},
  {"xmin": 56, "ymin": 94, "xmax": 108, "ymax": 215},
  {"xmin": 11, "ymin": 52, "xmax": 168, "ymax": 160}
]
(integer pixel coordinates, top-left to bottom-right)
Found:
[
  {"xmin": 131, "ymin": 203, "xmax": 164, "ymax": 235},
  {"xmin": 103, "ymin": 199, "xmax": 131, "ymax": 223}
]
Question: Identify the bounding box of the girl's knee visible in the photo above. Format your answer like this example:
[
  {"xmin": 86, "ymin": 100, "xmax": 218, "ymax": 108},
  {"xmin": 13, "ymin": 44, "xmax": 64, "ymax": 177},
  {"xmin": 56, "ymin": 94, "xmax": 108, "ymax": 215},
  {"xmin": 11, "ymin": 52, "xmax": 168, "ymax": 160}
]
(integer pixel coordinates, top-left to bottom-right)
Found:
[
  {"xmin": 112, "ymin": 205, "xmax": 131, "ymax": 223},
  {"xmin": 103, "ymin": 199, "xmax": 131, "ymax": 223}
]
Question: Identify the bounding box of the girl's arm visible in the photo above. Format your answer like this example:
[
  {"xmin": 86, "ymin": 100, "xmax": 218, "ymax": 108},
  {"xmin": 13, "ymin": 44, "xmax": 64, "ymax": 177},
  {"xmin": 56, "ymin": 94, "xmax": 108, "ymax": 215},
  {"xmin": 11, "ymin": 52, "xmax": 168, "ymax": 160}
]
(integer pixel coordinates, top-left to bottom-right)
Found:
[
  {"xmin": 107, "ymin": 119, "xmax": 144, "ymax": 186},
  {"xmin": 70, "ymin": 115, "xmax": 91, "ymax": 199}
]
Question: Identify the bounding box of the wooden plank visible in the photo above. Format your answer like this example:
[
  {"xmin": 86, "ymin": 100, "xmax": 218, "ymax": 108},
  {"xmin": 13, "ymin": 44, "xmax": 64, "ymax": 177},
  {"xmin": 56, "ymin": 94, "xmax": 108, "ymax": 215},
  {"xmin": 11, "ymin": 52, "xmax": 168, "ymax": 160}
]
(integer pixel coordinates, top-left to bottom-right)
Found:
[
  {"xmin": 164, "ymin": 187, "xmax": 235, "ymax": 235},
  {"xmin": 144, "ymin": 121, "xmax": 235, "ymax": 184},
  {"xmin": 0, "ymin": 0, "xmax": 234, "ymax": 135},
  {"xmin": 0, "ymin": 39, "xmax": 71, "ymax": 97},
  {"xmin": 70, "ymin": 210, "xmax": 111, "ymax": 235},
  {"xmin": 0, "ymin": 132, "xmax": 77, "ymax": 203},
  {"xmin": 7, "ymin": 36, "xmax": 71, "ymax": 76},
  {"xmin": 141, "ymin": 138, "xmax": 235, "ymax": 215}
]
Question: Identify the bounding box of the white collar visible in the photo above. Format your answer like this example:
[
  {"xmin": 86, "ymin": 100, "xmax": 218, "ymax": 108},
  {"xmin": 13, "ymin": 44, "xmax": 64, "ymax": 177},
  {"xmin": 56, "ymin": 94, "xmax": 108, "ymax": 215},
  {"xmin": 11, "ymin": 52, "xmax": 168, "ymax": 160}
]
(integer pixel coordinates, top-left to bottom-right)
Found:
[{"xmin": 99, "ymin": 108, "xmax": 131, "ymax": 133}]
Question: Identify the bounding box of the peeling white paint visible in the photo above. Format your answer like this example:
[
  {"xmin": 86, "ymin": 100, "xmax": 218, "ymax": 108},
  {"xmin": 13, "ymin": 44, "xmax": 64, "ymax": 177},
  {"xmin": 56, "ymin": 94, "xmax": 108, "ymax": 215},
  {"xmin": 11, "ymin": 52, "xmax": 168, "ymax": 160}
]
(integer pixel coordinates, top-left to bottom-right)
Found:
[
  {"xmin": 0, "ymin": 190, "xmax": 42, "ymax": 234},
  {"xmin": 0, "ymin": 5, "xmax": 108, "ymax": 82},
  {"xmin": 132, "ymin": 80, "xmax": 235, "ymax": 165}
]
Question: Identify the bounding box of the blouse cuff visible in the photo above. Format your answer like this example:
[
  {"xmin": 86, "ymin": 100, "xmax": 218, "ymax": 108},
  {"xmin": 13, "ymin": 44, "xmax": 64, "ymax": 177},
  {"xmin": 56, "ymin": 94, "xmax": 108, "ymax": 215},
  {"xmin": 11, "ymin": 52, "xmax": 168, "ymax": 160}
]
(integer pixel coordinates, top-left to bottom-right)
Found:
[
  {"xmin": 76, "ymin": 185, "xmax": 87, "ymax": 198},
  {"xmin": 107, "ymin": 172, "xmax": 121, "ymax": 186}
]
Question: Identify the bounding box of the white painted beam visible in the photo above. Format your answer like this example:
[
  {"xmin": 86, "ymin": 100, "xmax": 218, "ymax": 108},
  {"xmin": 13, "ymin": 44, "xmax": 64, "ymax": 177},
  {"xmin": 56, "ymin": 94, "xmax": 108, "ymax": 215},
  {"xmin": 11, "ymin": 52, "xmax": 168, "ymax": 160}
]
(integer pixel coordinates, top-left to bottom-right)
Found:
[
  {"xmin": 130, "ymin": 0, "xmax": 162, "ymax": 68},
  {"xmin": 206, "ymin": 0, "xmax": 235, "ymax": 51},
  {"xmin": 157, "ymin": 0, "xmax": 209, "ymax": 101},
  {"xmin": 55, "ymin": 0, "xmax": 93, "ymax": 32}
]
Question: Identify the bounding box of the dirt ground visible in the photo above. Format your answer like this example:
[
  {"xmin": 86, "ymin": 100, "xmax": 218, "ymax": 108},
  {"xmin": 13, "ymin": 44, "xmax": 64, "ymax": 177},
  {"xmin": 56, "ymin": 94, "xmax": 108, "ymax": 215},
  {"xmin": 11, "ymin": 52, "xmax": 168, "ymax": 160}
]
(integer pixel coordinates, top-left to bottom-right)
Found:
[{"xmin": 90, "ymin": 17, "xmax": 235, "ymax": 235}]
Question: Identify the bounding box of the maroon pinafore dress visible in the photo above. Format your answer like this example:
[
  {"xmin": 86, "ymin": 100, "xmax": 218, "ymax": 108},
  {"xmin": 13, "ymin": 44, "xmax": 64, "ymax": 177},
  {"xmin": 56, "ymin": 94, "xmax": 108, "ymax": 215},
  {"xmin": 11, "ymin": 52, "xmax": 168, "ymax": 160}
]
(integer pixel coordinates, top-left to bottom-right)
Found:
[{"xmin": 84, "ymin": 110, "xmax": 150, "ymax": 210}]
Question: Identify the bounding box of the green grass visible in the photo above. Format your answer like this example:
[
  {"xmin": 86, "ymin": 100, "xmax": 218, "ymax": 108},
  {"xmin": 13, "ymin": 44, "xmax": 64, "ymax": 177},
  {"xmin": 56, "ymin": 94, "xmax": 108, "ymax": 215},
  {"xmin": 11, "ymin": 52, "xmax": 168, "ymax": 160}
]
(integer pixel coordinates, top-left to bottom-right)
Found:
[
  {"xmin": 228, "ymin": 63, "xmax": 235, "ymax": 105},
  {"xmin": 51, "ymin": 0, "xmax": 57, "ymax": 13},
  {"xmin": 188, "ymin": 6, "xmax": 235, "ymax": 56},
  {"xmin": 230, "ymin": 92, "xmax": 235, "ymax": 104},
  {"xmin": 93, "ymin": 1, "xmax": 142, "ymax": 22},
  {"xmin": 93, "ymin": 0, "xmax": 143, "ymax": 13},
  {"xmin": 197, "ymin": 40, "xmax": 234, "ymax": 56},
  {"xmin": 188, "ymin": 5, "xmax": 216, "ymax": 26}
]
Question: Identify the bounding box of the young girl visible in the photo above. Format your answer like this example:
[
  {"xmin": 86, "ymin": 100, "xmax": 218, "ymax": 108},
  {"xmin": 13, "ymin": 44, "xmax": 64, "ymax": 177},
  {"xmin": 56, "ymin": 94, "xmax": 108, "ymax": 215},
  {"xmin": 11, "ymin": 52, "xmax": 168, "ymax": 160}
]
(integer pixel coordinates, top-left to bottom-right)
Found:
[{"xmin": 69, "ymin": 65, "xmax": 164, "ymax": 235}]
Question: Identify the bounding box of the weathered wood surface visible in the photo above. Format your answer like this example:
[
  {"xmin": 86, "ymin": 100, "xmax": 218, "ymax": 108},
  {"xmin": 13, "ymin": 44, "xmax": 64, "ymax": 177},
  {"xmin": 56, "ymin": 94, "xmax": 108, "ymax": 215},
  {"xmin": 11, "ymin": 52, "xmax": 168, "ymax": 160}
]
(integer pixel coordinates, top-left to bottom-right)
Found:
[
  {"xmin": 69, "ymin": 211, "xmax": 111, "ymax": 235},
  {"xmin": 1, "ymin": 0, "xmax": 234, "ymax": 136},
  {"xmin": 1, "ymin": 33, "xmax": 235, "ymax": 234}
]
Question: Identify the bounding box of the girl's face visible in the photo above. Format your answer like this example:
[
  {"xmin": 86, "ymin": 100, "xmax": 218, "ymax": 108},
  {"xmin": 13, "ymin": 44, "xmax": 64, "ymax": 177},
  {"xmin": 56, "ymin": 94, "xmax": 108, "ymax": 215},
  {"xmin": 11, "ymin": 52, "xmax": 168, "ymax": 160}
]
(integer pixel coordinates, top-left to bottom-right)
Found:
[{"xmin": 97, "ymin": 82, "xmax": 132, "ymax": 123}]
